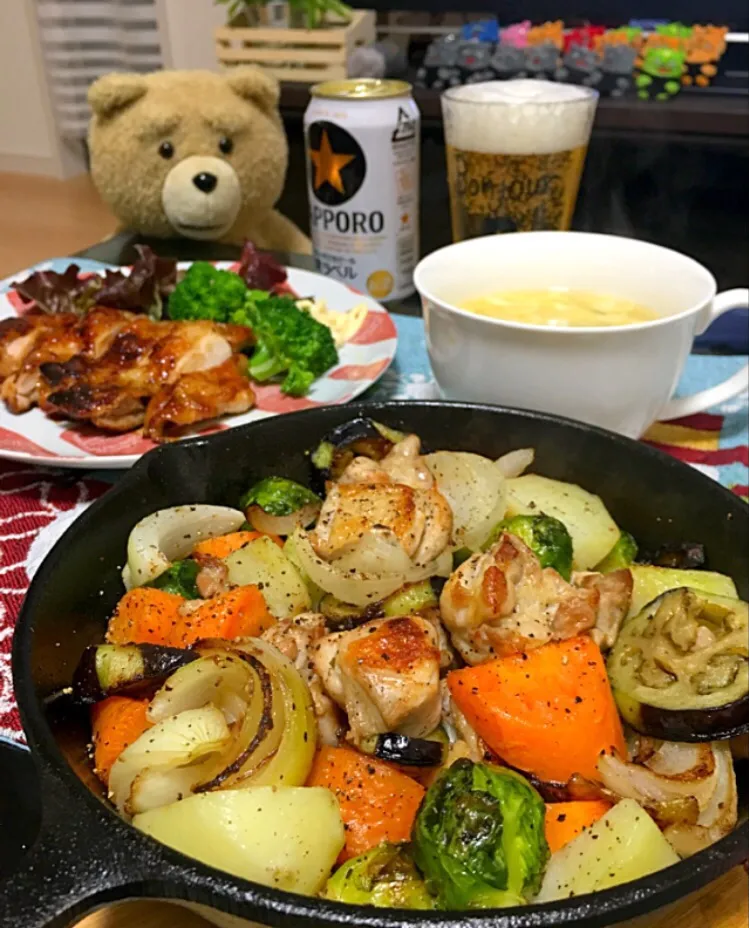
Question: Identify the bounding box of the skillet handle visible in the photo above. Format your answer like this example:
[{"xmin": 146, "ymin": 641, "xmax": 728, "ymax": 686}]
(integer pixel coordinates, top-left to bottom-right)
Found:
[{"xmin": 0, "ymin": 761, "xmax": 154, "ymax": 928}]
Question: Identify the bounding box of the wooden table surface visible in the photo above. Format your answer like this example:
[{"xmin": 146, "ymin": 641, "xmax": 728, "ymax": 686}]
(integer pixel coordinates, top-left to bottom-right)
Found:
[{"xmin": 77, "ymin": 867, "xmax": 747, "ymax": 928}]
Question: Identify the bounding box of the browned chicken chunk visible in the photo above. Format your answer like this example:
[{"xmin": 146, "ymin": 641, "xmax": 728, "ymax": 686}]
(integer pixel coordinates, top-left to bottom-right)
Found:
[
  {"xmin": 574, "ymin": 568, "xmax": 633, "ymax": 650},
  {"xmin": 312, "ymin": 615, "xmax": 442, "ymax": 746},
  {"xmin": 440, "ymin": 532, "xmax": 603, "ymax": 662},
  {"xmin": 311, "ymin": 481, "xmax": 452, "ymax": 567},
  {"xmin": 142, "ymin": 356, "xmax": 254, "ymax": 441},
  {"xmin": 262, "ymin": 613, "xmax": 343, "ymax": 746}
]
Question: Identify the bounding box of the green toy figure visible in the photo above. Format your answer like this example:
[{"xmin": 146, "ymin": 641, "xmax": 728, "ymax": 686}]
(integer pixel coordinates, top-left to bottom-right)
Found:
[{"xmin": 635, "ymin": 46, "xmax": 686, "ymax": 100}]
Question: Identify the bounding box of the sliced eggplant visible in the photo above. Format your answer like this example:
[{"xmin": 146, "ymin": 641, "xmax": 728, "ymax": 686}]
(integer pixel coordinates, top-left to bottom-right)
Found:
[
  {"xmin": 146, "ymin": 559, "xmax": 200, "ymax": 599},
  {"xmin": 368, "ymin": 732, "xmax": 446, "ymax": 767},
  {"xmin": 608, "ymin": 587, "xmax": 749, "ymax": 741},
  {"xmin": 73, "ymin": 643, "xmax": 198, "ymax": 704},
  {"xmin": 645, "ymin": 542, "xmax": 706, "ymax": 570},
  {"xmin": 309, "ymin": 417, "xmax": 405, "ymax": 490}
]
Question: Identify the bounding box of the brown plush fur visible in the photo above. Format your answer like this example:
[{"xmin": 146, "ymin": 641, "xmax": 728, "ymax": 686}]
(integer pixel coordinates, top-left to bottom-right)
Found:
[{"xmin": 88, "ymin": 68, "xmax": 310, "ymax": 253}]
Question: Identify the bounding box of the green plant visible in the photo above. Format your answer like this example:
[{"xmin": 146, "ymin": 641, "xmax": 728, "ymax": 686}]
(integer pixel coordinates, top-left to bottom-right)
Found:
[{"xmin": 215, "ymin": 0, "xmax": 352, "ymax": 30}]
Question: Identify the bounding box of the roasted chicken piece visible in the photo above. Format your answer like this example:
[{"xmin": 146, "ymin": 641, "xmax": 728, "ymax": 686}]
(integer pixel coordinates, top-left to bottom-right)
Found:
[
  {"xmin": 1, "ymin": 312, "xmax": 83, "ymax": 412},
  {"xmin": 0, "ymin": 311, "xmax": 77, "ymax": 379},
  {"xmin": 338, "ymin": 434, "xmax": 435, "ymax": 490},
  {"xmin": 440, "ymin": 532, "xmax": 604, "ymax": 662},
  {"xmin": 313, "ymin": 615, "xmax": 442, "ymax": 746},
  {"xmin": 5, "ymin": 308, "xmax": 143, "ymax": 415},
  {"xmin": 37, "ymin": 318, "xmax": 253, "ymax": 435},
  {"xmin": 262, "ymin": 613, "xmax": 343, "ymax": 746},
  {"xmin": 440, "ymin": 680, "xmax": 487, "ymax": 763},
  {"xmin": 143, "ymin": 356, "xmax": 254, "ymax": 441},
  {"xmin": 574, "ymin": 568, "xmax": 633, "ymax": 650},
  {"xmin": 311, "ymin": 480, "xmax": 452, "ymax": 566}
]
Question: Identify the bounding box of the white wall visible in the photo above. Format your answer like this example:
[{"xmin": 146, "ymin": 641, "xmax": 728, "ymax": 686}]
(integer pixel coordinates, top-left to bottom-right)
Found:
[
  {"xmin": 157, "ymin": 0, "xmax": 226, "ymax": 71},
  {"xmin": 0, "ymin": 0, "xmax": 55, "ymax": 168},
  {"xmin": 0, "ymin": 0, "xmax": 85, "ymax": 177}
]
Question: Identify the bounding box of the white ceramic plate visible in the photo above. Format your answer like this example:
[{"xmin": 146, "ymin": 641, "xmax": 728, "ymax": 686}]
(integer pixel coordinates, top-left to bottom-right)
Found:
[{"xmin": 0, "ymin": 259, "xmax": 397, "ymax": 469}]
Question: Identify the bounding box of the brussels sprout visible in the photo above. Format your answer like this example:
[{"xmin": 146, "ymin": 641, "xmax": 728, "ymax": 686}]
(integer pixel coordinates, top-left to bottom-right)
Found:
[
  {"xmin": 595, "ymin": 531, "xmax": 638, "ymax": 573},
  {"xmin": 240, "ymin": 476, "xmax": 320, "ymax": 517},
  {"xmin": 412, "ymin": 759, "xmax": 549, "ymax": 909},
  {"xmin": 483, "ymin": 514, "xmax": 573, "ymax": 580},
  {"xmin": 323, "ymin": 843, "xmax": 434, "ymax": 909}
]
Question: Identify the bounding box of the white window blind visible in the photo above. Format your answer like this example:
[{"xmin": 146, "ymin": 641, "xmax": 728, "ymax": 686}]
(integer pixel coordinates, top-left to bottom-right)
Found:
[{"xmin": 36, "ymin": 0, "xmax": 163, "ymax": 137}]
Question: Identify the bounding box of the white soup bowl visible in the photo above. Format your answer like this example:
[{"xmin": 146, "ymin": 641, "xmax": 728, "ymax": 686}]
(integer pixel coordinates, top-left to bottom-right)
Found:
[{"xmin": 414, "ymin": 231, "xmax": 748, "ymax": 437}]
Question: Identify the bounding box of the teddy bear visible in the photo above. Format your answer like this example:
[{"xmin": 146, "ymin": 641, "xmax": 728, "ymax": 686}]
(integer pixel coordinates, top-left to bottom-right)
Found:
[{"xmin": 88, "ymin": 67, "xmax": 311, "ymax": 254}]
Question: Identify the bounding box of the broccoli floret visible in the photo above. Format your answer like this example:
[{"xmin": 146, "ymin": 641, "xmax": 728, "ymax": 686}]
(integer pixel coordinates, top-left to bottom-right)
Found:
[
  {"xmin": 233, "ymin": 293, "xmax": 338, "ymax": 396},
  {"xmin": 167, "ymin": 262, "xmax": 249, "ymax": 322},
  {"xmin": 484, "ymin": 514, "xmax": 574, "ymax": 580}
]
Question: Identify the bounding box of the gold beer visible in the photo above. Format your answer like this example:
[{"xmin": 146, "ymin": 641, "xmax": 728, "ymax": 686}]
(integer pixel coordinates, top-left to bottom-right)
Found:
[{"xmin": 442, "ymin": 81, "xmax": 598, "ymax": 241}]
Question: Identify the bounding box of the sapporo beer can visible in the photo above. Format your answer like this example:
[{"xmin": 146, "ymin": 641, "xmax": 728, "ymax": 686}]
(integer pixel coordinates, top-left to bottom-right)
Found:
[{"xmin": 304, "ymin": 79, "xmax": 420, "ymax": 301}]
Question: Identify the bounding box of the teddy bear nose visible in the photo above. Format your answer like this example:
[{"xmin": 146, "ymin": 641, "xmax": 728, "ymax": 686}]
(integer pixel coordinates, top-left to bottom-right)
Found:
[{"xmin": 193, "ymin": 172, "xmax": 218, "ymax": 194}]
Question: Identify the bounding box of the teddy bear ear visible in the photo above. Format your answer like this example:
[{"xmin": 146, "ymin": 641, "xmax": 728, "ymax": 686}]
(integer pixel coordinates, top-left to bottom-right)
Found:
[
  {"xmin": 224, "ymin": 66, "xmax": 280, "ymax": 113},
  {"xmin": 88, "ymin": 73, "xmax": 148, "ymax": 119}
]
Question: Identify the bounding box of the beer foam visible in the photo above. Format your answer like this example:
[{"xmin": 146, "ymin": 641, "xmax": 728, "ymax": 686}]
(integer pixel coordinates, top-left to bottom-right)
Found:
[{"xmin": 442, "ymin": 80, "xmax": 597, "ymax": 156}]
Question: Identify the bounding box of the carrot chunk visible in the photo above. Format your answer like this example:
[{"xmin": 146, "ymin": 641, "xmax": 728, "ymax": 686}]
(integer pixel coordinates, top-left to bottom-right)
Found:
[
  {"xmin": 447, "ymin": 636, "xmax": 626, "ymax": 783},
  {"xmin": 192, "ymin": 531, "xmax": 282, "ymax": 559},
  {"xmin": 173, "ymin": 585, "xmax": 275, "ymax": 645},
  {"xmin": 544, "ymin": 801, "xmax": 612, "ymax": 853},
  {"xmin": 106, "ymin": 587, "xmax": 184, "ymax": 646},
  {"xmin": 91, "ymin": 695, "xmax": 151, "ymax": 784},
  {"xmin": 306, "ymin": 745, "xmax": 425, "ymax": 861}
]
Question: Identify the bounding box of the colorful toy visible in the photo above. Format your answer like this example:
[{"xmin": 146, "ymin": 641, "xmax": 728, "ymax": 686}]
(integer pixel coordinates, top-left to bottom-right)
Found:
[
  {"xmin": 600, "ymin": 44, "xmax": 638, "ymax": 96},
  {"xmin": 415, "ymin": 20, "xmax": 727, "ymax": 96},
  {"xmin": 490, "ymin": 44, "xmax": 527, "ymax": 78},
  {"xmin": 556, "ymin": 44, "xmax": 602, "ymax": 86},
  {"xmin": 636, "ymin": 46, "xmax": 686, "ymax": 100},
  {"xmin": 684, "ymin": 25, "xmax": 729, "ymax": 87},
  {"xmin": 564, "ymin": 26, "xmax": 606, "ymax": 53},
  {"xmin": 597, "ymin": 27, "xmax": 644, "ymax": 51},
  {"xmin": 528, "ymin": 20, "xmax": 565, "ymax": 49},
  {"xmin": 525, "ymin": 42, "xmax": 561, "ymax": 79},
  {"xmin": 501, "ymin": 21, "xmax": 530, "ymax": 47}
]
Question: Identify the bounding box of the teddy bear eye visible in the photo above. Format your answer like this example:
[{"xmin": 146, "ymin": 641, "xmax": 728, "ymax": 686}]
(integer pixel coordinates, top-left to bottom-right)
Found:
[
  {"xmin": 158, "ymin": 141, "xmax": 174, "ymax": 160},
  {"xmin": 219, "ymin": 136, "xmax": 233, "ymax": 155}
]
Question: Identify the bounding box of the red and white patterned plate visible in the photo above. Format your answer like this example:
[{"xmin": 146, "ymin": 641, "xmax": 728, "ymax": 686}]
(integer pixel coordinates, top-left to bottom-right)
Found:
[{"xmin": 0, "ymin": 260, "xmax": 397, "ymax": 469}]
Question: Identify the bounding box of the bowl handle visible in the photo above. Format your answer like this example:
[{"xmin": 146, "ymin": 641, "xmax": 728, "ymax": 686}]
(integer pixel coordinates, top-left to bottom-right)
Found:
[
  {"xmin": 660, "ymin": 288, "xmax": 749, "ymax": 421},
  {"xmin": 0, "ymin": 761, "xmax": 156, "ymax": 928}
]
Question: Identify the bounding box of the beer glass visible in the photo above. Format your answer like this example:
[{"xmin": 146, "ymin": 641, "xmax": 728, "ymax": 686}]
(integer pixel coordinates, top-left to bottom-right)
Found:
[{"xmin": 442, "ymin": 80, "xmax": 598, "ymax": 241}]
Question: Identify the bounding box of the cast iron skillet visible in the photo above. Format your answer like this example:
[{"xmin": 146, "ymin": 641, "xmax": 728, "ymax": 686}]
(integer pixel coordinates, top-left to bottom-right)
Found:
[{"xmin": 1, "ymin": 401, "xmax": 747, "ymax": 928}]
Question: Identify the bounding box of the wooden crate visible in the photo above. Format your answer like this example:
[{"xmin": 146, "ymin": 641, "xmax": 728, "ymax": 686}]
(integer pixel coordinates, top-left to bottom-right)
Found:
[{"xmin": 215, "ymin": 9, "xmax": 376, "ymax": 84}]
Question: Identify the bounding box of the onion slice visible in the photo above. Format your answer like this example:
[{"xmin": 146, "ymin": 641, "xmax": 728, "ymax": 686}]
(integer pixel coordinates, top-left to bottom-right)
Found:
[
  {"xmin": 663, "ymin": 743, "xmax": 737, "ymax": 856},
  {"xmin": 425, "ymin": 451, "xmax": 506, "ymax": 551},
  {"xmin": 248, "ymin": 501, "xmax": 320, "ymax": 536},
  {"xmin": 496, "ymin": 448, "xmax": 535, "ymax": 479},
  {"xmin": 597, "ymin": 738, "xmax": 738, "ymax": 856},
  {"xmin": 109, "ymin": 705, "xmax": 231, "ymax": 816},
  {"xmin": 123, "ymin": 505, "xmax": 244, "ymax": 588},
  {"xmin": 290, "ymin": 528, "xmax": 450, "ymax": 607}
]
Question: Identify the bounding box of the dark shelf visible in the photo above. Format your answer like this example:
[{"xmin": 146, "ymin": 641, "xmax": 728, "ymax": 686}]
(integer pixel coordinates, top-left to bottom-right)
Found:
[
  {"xmin": 349, "ymin": 0, "xmax": 748, "ymax": 30},
  {"xmin": 280, "ymin": 82, "xmax": 749, "ymax": 138}
]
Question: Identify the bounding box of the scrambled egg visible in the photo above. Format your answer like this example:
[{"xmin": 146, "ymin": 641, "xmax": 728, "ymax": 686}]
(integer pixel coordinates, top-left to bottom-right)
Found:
[{"xmin": 296, "ymin": 298, "xmax": 367, "ymax": 347}]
